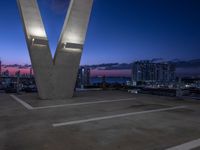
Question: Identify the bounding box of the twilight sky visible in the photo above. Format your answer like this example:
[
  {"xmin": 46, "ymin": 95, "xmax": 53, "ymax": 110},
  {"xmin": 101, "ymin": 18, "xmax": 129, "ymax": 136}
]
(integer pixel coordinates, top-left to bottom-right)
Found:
[{"xmin": 0, "ymin": 0, "xmax": 200, "ymax": 65}]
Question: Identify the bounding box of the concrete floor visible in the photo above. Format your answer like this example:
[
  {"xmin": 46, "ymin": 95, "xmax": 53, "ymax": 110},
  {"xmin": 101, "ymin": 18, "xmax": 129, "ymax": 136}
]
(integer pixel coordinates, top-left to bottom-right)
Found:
[{"xmin": 0, "ymin": 90, "xmax": 200, "ymax": 150}]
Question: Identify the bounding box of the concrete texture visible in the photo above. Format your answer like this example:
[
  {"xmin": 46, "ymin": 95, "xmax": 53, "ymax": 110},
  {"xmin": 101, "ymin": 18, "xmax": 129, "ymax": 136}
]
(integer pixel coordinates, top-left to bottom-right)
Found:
[
  {"xmin": 17, "ymin": 0, "xmax": 93, "ymax": 99},
  {"xmin": 1, "ymin": 91, "xmax": 200, "ymax": 150}
]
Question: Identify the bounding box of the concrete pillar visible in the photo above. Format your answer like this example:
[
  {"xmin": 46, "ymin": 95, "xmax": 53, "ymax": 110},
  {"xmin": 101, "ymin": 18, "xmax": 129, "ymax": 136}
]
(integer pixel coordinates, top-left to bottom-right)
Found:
[{"xmin": 17, "ymin": 0, "xmax": 93, "ymax": 99}]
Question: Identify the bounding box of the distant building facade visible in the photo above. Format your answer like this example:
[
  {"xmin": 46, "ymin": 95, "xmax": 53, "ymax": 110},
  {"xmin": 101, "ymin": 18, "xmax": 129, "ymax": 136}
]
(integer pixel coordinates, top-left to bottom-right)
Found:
[
  {"xmin": 2, "ymin": 70, "xmax": 9, "ymax": 77},
  {"xmin": 77, "ymin": 67, "xmax": 90, "ymax": 88},
  {"xmin": 0, "ymin": 60, "xmax": 1, "ymax": 77},
  {"xmin": 132, "ymin": 61, "xmax": 175, "ymax": 82},
  {"xmin": 30, "ymin": 68, "xmax": 33, "ymax": 77}
]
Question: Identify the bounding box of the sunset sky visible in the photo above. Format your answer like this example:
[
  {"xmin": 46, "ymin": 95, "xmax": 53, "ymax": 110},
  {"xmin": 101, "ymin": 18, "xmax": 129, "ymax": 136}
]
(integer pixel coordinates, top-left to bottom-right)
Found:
[{"xmin": 0, "ymin": 0, "xmax": 200, "ymax": 65}]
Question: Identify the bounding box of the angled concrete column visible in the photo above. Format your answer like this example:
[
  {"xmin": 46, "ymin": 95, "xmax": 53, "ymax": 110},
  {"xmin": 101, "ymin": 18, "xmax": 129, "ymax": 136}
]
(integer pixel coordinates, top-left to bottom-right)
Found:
[{"xmin": 17, "ymin": 0, "xmax": 93, "ymax": 99}]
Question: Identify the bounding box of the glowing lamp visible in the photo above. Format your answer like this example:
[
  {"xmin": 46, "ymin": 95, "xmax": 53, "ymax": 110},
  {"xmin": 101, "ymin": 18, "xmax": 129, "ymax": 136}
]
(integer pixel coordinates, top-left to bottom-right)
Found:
[
  {"xmin": 65, "ymin": 43, "xmax": 83, "ymax": 49},
  {"xmin": 31, "ymin": 37, "xmax": 48, "ymax": 46},
  {"xmin": 62, "ymin": 42, "xmax": 83, "ymax": 52}
]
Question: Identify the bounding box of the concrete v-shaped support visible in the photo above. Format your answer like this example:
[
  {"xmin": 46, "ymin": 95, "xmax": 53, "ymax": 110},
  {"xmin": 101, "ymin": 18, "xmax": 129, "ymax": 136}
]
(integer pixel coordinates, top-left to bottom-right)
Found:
[{"xmin": 17, "ymin": 0, "xmax": 93, "ymax": 99}]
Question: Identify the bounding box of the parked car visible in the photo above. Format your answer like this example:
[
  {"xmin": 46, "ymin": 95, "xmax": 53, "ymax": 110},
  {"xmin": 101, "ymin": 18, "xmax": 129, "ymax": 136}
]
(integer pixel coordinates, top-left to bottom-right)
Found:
[
  {"xmin": 24, "ymin": 85, "xmax": 37, "ymax": 93},
  {"xmin": 5, "ymin": 83, "xmax": 17, "ymax": 93}
]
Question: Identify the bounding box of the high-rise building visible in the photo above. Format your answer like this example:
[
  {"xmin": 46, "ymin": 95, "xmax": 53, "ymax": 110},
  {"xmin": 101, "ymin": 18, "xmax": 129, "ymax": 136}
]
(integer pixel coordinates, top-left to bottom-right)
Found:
[
  {"xmin": 0, "ymin": 60, "xmax": 1, "ymax": 77},
  {"xmin": 15, "ymin": 70, "xmax": 21, "ymax": 77},
  {"xmin": 2, "ymin": 70, "xmax": 9, "ymax": 77},
  {"xmin": 77, "ymin": 67, "xmax": 90, "ymax": 88},
  {"xmin": 0, "ymin": 60, "xmax": 2, "ymax": 84},
  {"xmin": 30, "ymin": 68, "xmax": 33, "ymax": 77},
  {"xmin": 132, "ymin": 61, "xmax": 175, "ymax": 82}
]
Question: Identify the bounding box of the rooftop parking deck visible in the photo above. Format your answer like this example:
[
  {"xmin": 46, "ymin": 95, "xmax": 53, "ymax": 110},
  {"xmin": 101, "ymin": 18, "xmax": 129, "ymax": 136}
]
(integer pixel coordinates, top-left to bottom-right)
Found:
[{"xmin": 1, "ymin": 90, "xmax": 200, "ymax": 150}]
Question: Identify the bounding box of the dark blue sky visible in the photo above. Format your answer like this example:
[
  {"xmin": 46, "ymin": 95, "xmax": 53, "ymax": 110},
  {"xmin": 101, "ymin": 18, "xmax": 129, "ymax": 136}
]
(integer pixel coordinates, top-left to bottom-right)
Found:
[{"xmin": 0, "ymin": 0, "xmax": 200, "ymax": 65}]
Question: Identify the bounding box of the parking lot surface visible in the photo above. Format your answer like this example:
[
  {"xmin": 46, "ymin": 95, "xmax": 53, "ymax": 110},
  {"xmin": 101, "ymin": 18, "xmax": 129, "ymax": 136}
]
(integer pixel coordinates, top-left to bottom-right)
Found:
[{"xmin": 1, "ymin": 91, "xmax": 200, "ymax": 150}]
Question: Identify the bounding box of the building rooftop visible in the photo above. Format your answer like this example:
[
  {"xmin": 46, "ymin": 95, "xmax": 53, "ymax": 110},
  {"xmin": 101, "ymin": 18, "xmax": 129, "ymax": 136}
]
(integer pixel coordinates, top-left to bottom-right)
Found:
[{"xmin": 1, "ymin": 90, "xmax": 200, "ymax": 150}]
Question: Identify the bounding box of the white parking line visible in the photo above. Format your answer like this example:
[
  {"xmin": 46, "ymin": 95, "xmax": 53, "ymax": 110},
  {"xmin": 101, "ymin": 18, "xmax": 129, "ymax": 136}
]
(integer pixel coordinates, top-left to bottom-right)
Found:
[
  {"xmin": 52, "ymin": 105, "xmax": 186, "ymax": 127},
  {"xmin": 166, "ymin": 138, "xmax": 200, "ymax": 150},
  {"xmin": 10, "ymin": 95, "xmax": 137, "ymax": 110},
  {"xmin": 33, "ymin": 98, "xmax": 136, "ymax": 110},
  {"xmin": 10, "ymin": 94, "xmax": 33, "ymax": 110}
]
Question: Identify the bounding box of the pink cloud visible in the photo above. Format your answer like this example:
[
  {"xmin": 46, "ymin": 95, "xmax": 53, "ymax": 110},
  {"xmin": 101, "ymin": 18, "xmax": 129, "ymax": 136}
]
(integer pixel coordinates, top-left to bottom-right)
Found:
[
  {"xmin": 2, "ymin": 67, "xmax": 31, "ymax": 75},
  {"xmin": 2, "ymin": 67, "xmax": 132, "ymax": 77}
]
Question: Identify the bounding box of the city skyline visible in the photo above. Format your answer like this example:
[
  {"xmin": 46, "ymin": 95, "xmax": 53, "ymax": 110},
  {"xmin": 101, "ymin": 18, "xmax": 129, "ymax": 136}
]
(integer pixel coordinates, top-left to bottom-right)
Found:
[
  {"xmin": 1, "ymin": 59, "xmax": 200, "ymax": 78},
  {"xmin": 1, "ymin": 1, "xmax": 200, "ymax": 149},
  {"xmin": 0, "ymin": 0, "xmax": 200, "ymax": 65}
]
